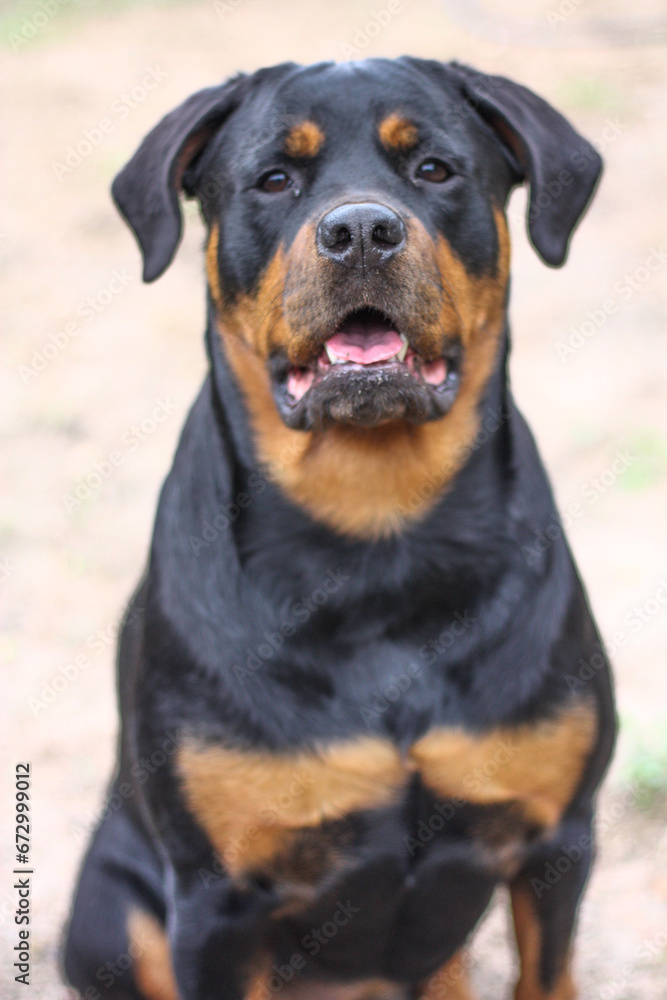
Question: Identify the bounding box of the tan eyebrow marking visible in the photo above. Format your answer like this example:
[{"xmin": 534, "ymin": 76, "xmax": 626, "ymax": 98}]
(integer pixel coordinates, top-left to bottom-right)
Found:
[
  {"xmin": 284, "ymin": 120, "xmax": 325, "ymax": 158},
  {"xmin": 378, "ymin": 113, "xmax": 419, "ymax": 151}
]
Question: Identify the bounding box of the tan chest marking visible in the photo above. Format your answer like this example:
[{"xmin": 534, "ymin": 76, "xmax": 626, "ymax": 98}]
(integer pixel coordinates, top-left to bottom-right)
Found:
[
  {"xmin": 177, "ymin": 702, "xmax": 596, "ymax": 875},
  {"xmin": 410, "ymin": 702, "xmax": 597, "ymax": 829},
  {"xmin": 177, "ymin": 737, "xmax": 405, "ymax": 875}
]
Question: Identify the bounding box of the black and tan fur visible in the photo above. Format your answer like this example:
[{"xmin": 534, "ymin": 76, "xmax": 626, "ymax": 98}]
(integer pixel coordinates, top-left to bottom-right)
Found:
[{"xmin": 63, "ymin": 58, "xmax": 615, "ymax": 1000}]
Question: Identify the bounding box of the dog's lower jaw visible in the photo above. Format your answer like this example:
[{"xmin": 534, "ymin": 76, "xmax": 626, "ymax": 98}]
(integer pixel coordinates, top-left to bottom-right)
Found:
[
  {"xmin": 273, "ymin": 363, "xmax": 461, "ymax": 431},
  {"xmin": 213, "ymin": 310, "xmax": 506, "ymax": 539}
]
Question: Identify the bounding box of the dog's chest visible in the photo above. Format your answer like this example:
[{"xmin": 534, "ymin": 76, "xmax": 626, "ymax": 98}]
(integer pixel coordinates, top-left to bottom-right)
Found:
[{"xmin": 177, "ymin": 699, "xmax": 596, "ymax": 886}]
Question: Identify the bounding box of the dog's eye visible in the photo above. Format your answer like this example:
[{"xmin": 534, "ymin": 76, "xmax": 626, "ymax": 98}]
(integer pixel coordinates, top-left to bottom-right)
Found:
[
  {"xmin": 260, "ymin": 170, "xmax": 293, "ymax": 193},
  {"xmin": 415, "ymin": 159, "xmax": 450, "ymax": 183}
]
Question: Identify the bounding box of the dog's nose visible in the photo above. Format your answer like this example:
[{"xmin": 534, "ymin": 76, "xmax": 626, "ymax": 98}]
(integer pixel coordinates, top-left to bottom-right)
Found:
[{"xmin": 317, "ymin": 202, "xmax": 406, "ymax": 269}]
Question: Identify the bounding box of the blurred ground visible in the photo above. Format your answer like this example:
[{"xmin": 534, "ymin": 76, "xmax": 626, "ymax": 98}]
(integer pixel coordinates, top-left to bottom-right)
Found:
[{"xmin": 1, "ymin": 1, "xmax": 666, "ymax": 997}]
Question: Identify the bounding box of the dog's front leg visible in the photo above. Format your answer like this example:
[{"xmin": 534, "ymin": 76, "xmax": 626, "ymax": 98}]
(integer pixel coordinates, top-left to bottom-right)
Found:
[
  {"xmin": 167, "ymin": 862, "xmax": 277, "ymax": 1000},
  {"xmin": 134, "ymin": 723, "xmax": 281, "ymax": 1000},
  {"xmin": 508, "ymin": 809, "xmax": 594, "ymax": 1000}
]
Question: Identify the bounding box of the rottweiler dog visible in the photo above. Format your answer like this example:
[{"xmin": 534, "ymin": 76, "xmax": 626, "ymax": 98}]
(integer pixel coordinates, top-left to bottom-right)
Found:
[{"xmin": 63, "ymin": 58, "xmax": 616, "ymax": 1000}]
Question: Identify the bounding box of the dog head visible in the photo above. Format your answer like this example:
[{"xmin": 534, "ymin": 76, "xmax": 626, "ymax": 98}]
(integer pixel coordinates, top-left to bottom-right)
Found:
[{"xmin": 113, "ymin": 59, "xmax": 601, "ymax": 535}]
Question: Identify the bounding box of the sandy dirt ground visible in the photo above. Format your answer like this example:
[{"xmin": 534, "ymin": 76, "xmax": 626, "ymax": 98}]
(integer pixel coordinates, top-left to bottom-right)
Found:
[{"xmin": 1, "ymin": 1, "xmax": 666, "ymax": 997}]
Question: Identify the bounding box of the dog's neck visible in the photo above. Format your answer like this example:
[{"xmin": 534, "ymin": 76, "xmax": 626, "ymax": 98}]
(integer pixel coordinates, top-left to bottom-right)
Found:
[{"xmin": 205, "ymin": 304, "xmax": 513, "ymax": 542}]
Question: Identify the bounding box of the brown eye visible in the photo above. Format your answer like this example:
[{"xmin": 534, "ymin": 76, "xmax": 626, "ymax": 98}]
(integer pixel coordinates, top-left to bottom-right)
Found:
[
  {"xmin": 416, "ymin": 159, "xmax": 450, "ymax": 183},
  {"xmin": 260, "ymin": 170, "xmax": 293, "ymax": 193}
]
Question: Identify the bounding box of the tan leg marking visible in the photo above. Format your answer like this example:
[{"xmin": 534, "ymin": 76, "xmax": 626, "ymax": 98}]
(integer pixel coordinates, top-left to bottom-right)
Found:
[
  {"xmin": 128, "ymin": 909, "xmax": 179, "ymax": 1000},
  {"xmin": 511, "ymin": 885, "xmax": 576, "ymax": 1000},
  {"xmin": 418, "ymin": 950, "xmax": 478, "ymax": 1000}
]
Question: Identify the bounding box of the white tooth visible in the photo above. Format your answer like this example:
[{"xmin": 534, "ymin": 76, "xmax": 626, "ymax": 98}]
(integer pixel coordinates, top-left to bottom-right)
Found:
[
  {"xmin": 395, "ymin": 335, "xmax": 409, "ymax": 362},
  {"xmin": 324, "ymin": 347, "xmax": 348, "ymax": 365}
]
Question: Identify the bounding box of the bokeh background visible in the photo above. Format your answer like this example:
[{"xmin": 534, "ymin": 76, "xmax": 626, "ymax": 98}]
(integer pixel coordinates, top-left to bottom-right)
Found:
[{"xmin": 1, "ymin": 1, "xmax": 666, "ymax": 997}]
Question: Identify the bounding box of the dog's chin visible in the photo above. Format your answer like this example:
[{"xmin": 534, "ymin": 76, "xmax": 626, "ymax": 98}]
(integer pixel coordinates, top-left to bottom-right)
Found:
[
  {"xmin": 271, "ymin": 363, "xmax": 459, "ymax": 430},
  {"xmin": 269, "ymin": 308, "xmax": 462, "ymax": 431}
]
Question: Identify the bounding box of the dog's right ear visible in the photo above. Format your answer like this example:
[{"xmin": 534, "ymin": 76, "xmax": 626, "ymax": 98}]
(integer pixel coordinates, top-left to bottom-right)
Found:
[{"xmin": 111, "ymin": 75, "xmax": 248, "ymax": 282}]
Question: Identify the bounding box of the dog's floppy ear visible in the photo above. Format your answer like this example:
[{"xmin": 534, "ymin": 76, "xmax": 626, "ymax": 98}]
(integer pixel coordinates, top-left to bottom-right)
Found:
[
  {"xmin": 111, "ymin": 75, "xmax": 248, "ymax": 282},
  {"xmin": 449, "ymin": 64, "xmax": 602, "ymax": 267}
]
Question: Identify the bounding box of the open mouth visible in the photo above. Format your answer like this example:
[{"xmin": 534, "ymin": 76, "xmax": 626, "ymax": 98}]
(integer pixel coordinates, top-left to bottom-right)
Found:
[
  {"xmin": 269, "ymin": 307, "xmax": 461, "ymax": 430},
  {"xmin": 285, "ymin": 308, "xmax": 452, "ymax": 403}
]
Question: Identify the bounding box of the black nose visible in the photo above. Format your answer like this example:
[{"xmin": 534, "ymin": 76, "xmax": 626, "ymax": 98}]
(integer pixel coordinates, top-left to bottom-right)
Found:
[{"xmin": 317, "ymin": 202, "xmax": 406, "ymax": 269}]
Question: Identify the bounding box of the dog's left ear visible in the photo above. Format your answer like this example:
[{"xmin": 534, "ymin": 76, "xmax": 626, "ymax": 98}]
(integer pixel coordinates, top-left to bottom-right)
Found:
[
  {"xmin": 112, "ymin": 74, "xmax": 248, "ymax": 282},
  {"xmin": 449, "ymin": 64, "xmax": 602, "ymax": 267}
]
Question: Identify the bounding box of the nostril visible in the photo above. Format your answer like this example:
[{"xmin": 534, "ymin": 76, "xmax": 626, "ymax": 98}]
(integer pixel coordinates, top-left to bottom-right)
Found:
[
  {"xmin": 371, "ymin": 216, "xmax": 405, "ymax": 248},
  {"xmin": 331, "ymin": 225, "xmax": 352, "ymax": 248},
  {"xmin": 372, "ymin": 224, "xmax": 392, "ymax": 247}
]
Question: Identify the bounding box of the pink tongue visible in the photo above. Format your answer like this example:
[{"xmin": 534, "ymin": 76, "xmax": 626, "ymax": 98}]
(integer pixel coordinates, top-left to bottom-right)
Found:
[{"xmin": 326, "ymin": 326, "xmax": 403, "ymax": 365}]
